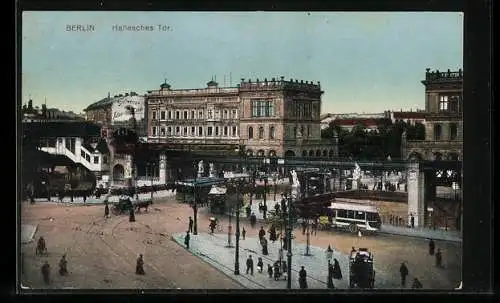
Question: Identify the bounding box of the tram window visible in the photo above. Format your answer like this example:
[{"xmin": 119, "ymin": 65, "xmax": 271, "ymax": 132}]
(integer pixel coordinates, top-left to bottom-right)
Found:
[
  {"xmin": 337, "ymin": 209, "xmax": 347, "ymax": 218},
  {"xmin": 367, "ymin": 212, "xmax": 380, "ymax": 221},
  {"xmin": 355, "ymin": 211, "xmax": 365, "ymax": 220},
  {"xmin": 347, "ymin": 210, "xmax": 355, "ymax": 219}
]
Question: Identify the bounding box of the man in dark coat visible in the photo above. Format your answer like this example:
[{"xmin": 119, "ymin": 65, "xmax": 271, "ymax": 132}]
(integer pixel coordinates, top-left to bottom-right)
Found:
[
  {"xmin": 435, "ymin": 248, "xmax": 443, "ymax": 268},
  {"xmin": 242, "ymin": 227, "xmax": 246, "ymax": 240},
  {"xmin": 299, "ymin": 266, "xmax": 308, "ymax": 289},
  {"xmin": 184, "ymin": 231, "xmax": 190, "ymax": 249},
  {"xmin": 429, "ymin": 239, "xmax": 435, "ymax": 256},
  {"xmin": 333, "ymin": 259, "xmax": 343, "ymax": 280},
  {"xmin": 410, "ymin": 214, "xmax": 415, "ymax": 228},
  {"xmin": 327, "ymin": 260, "xmax": 335, "ymax": 289},
  {"xmin": 262, "ymin": 237, "xmax": 269, "ymax": 255},
  {"xmin": 269, "ymin": 225, "xmax": 277, "ymax": 242},
  {"xmin": 246, "ymin": 255, "xmax": 254, "ymax": 275},
  {"xmin": 129, "ymin": 208, "xmax": 136, "ymax": 222},
  {"xmin": 274, "ymin": 203, "xmax": 280, "ymax": 213},
  {"xmin": 302, "ymin": 221, "xmax": 307, "ymax": 235},
  {"xmin": 400, "ymin": 262, "xmax": 409, "ymax": 287},
  {"xmin": 59, "ymin": 254, "xmax": 68, "ymax": 276},
  {"xmin": 412, "ymin": 277, "xmax": 423, "ymax": 289},
  {"xmin": 104, "ymin": 203, "xmax": 110, "ymax": 218},
  {"xmin": 136, "ymin": 254, "xmax": 145, "ymax": 275},
  {"xmin": 267, "ymin": 264, "xmax": 273, "ymax": 278},
  {"xmin": 41, "ymin": 261, "xmax": 51, "ymax": 284},
  {"xmin": 250, "ymin": 213, "xmax": 257, "ymax": 227},
  {"xmin": 258, "ymin": 226, "xmax": 266, "ymax": 240},
  {"xmin": 36, "ymin": 236, "xmax": 47, "ymax": 256},
  {"xmin": 246, "ymin": 205, "xmax": 251, "ymax": 218},
  {"xmin": 188, "ymin": 216, "xmax": 193, "ymax": 233}
]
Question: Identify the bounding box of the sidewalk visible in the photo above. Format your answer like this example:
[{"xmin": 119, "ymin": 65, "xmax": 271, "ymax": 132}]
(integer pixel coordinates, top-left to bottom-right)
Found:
[
  {"xmin": 30, "ymin": 190, "xmax": 176, "ymax": 205},
  {"xmin": 21, "ymin": 224, "xmax": 38, "ymax": 244},
  {"xmin": 379, "ymin": 225, "xmax": 461, "ymax": 243},
  {"xmin": 172, "ymin": 232, "xmax": 397, "ymax": 289}
]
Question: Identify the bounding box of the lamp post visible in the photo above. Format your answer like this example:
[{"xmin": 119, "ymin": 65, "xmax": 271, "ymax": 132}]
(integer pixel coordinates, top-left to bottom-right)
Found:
[
  {"xmin": 193, "ymin": 161, "xmax": 198, "ymax": 235},
  {"xmin": 232, "ymin": 145, "xmax": 246, "ymax": 275},
  {"xmin": 286, "ymin": 191, "xmax": 293, "ymax": 289}
]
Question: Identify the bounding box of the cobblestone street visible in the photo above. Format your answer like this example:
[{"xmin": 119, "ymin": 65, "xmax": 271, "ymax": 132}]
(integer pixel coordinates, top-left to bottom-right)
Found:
[{"xmin": 20, "ymin": 197, "xmax": 461, "ymax": 290}]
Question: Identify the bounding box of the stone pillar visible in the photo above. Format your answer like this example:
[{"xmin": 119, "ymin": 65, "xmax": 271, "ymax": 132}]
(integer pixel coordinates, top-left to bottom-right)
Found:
[
  {"xmin": 407, "ymin": 162, "xmax": 425, "ymax": 228},
  {"xmin": 159, "ymin": 153, "xmax": 167, "ymax": 184}
]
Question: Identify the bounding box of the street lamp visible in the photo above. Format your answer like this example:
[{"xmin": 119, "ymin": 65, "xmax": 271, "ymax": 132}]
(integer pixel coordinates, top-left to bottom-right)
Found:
[
  {"xmin": 232, "ymin": 145, "xmax": 247, "ymax": 275},
  {"xmin": 192, "ymin": 161, "xmax": 198, "ymax": 235},
  {"xmin": 286, "ymin": 191, "xmax": 293, "ymax": 289}
]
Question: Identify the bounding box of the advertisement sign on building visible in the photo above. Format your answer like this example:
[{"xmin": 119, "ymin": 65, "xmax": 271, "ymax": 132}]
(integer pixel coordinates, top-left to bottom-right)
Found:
[{"xmin": 111, "ymin": 96, "xmax": 145, "ymax": 124}]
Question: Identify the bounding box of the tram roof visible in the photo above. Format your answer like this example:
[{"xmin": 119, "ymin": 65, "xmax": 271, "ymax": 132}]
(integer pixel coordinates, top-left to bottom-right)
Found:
[
  {"xmin": 328, "ymin": 202, "xmax": 378, "ymax": 213},
  {"xmin": 175, "ymin": 177, "xmax": 226, "ymax": 187}
]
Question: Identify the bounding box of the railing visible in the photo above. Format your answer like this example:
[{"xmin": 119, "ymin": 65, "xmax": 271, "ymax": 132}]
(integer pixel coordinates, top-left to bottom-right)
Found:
[
  {"xmin": 425, "ymin": 70, "xmax": 463, "ymax": 81},
  {"xmin": 405, "ymin": 140, "xmax": 463, "ymax": 149},
  {"xmin": 148, "ymin": 87, "xmax": 239, "ymax": 96}
]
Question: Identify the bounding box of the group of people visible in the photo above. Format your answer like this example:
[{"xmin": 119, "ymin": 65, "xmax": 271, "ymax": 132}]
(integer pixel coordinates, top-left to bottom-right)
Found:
[
  {"xmin": 245, "ymin": 254, "xmax": 309, "ymax": 289},
  {"xmin": 398, "ymin": 239, "xmax": 444, "ymax": 289},
  {"xmin": 35, "ymin": 237, "xmax": 69, "ymax": 285}
]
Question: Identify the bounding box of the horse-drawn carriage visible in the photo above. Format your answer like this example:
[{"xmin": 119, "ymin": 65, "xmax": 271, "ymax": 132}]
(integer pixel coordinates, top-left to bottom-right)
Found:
[
  {"xmin": 111, "ymin": 196, "xmax": 153, "ymax": 215},
  {"xmin": 349, "ymin": 248, "xmax": 375, "ymax": 289}
]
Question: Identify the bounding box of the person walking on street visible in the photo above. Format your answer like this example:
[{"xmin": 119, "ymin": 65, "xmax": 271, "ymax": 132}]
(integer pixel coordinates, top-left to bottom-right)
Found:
[
  {"xmin": 400, "ymin": 262, "xmax": 409, "ymax": 288},
  {"xmin": 59, "ymin": 254, "xmax": 68, "ymax": 276},
  {"xmin": 184, "ymin": 231, "xmax": 190, "ymax": 249},
  {"xmin": 410, "ymin": 214, "xmax": 415, "ymax": 228},
  {"xmin": 129, "ymin": 208, "xmax": 136, "ymax": 222},
  {"xmin": 258, "ymin": 226, "xmax": 266, "ymax": 240},
  {"xmin": 302, "ymin": 221, "xmax": 307, "ymax": 235},
  {"xmin": 267, "ymin": 264, "xmax": 273, "ymax": 278},
  {"xmin": 412, "ymin": 277, "xmax": 423, "ymax": 289},
  {"xmin": 435, "ymin": 248, "xmax": 443, "ymax": 268},
  {"xmin": 188, "ymin": 216, "xmax": 193, "ymax": 233},
  {"xmin": 246, "ymin": 255, "xmax": 254, "ymax": 275},
  {"xmin": 41, "ymin": 261, "xmax": 51, "ymax": 285},
  {"xmin": 257, "ymin": 257, "xmax": 264, "ymax": 273},
  {"xmin": 104, "ymin": 202, "xmax": 110, "ymax": 218},
  {"xmin": 429, "ymin": 239, "xmax": 435, "ymax": 256},
  {"xmin": 327, "ymin": 260, "xmax": 335, "ymax": 289},
  {"xmin": 333, "ymin": 259, "xmax": 343, "ymax": 280},
  {"xmin": 136, "ymin": 254, "xmax": 145, "ymax": 275},
  {"xmin": 242, "ymin": 227, "xmax": 246, "ymax": 240},
  {"xmin": 299, "ymin": 266, "xmax": 308, "ymax": 289}
]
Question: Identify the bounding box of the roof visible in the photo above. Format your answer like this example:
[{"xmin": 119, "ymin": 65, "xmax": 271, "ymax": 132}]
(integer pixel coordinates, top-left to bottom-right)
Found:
[
  {"xmin": 84, "ymin": 97, "xmax": 114, "ymax": 111},
  {"xmin": 328, "ymin": 202, "xmax": 378, "ymax": 213},
  {"xmin": 175, "ymin": 177, "xmax": 226, "ymax": 187},
  {"xmin": 22, "ymin": 121, "xmax": 101, "ymax": 138},
  {"xmin": 393, "ymin": 112, "xmax": 427, "ymax": 119},
  {"xmin": 333, "ymin": 118, "xmax": 389, "ymax": 127}
]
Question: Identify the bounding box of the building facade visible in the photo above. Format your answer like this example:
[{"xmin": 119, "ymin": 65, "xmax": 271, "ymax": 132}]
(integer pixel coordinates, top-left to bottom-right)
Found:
[
  {"xmin": 239, "ymin": 77, "xmax": 336, "ymax": 158},
  {"xmin": 402, "ymin": 68, "xmax": 463, "ymax": 161},
  {"xmin": 146, "ymin": 80, "xmax": 240, "ymax": 149}
]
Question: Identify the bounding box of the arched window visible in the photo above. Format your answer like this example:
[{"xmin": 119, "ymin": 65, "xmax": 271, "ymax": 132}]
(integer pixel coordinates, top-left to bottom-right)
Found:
[
  {"xmin": 258, "ymin": 127, "xmax": 264, "ymax": 139},
  {"xmin": 284, "ymin": 150, "xmax": 296, "ymax": 158},
  {"xmin": 449, "ymin": 123, "xmax": 458, "ymax": 140},
  {"xmin": 248, "ymin": 126, "xmax": 254, "ymax": 139},
  {"xmin": 322, "ymin": 150, "xmax": 327, "ymax": 157},
  {"xmin": 434, "ymin": 124, "xmax": 442, "ymax": 141},
  {"xmin": 434, "ymin": 152, "xmax": 443, "ymax": 161},
  {"xmin": 269, "ymin": 126, "xmax": 276, "ymax": 139},
  {"xmin": 308, "ymin": 150, "xmax": 314, "ymax": 157},
  {"xmin": 316, "ymin": 150, "xmax": 321, "ymax": 157},
  {"xmin": 302, "ymin": 150, "xmax": 307, "ymax": 157}
]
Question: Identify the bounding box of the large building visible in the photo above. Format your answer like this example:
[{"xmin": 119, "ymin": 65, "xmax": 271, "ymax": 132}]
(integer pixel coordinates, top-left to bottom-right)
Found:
[
  {"xmin": 402, "ymin": 68, "xmax": 463, "ymax": 161},
  {"xmin": 145, "ymin": 77, "xmax": 338, "ymax": 158}
]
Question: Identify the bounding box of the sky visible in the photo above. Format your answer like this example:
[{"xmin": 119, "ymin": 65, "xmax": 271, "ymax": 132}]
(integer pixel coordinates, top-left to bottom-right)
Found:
[{"xmin": 21, "ymin": 12, "xmax": 463, "ymax": 114}]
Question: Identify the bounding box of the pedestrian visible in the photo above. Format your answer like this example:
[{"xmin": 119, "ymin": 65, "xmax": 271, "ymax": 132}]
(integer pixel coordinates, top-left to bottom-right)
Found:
[
  {"xmin": 250, "ymin": 213, "xmax": 257, "ymax": 228},
  {"xmin": 188, "ymin": 216, "xmax": 193, "ymax": 233},
  {"xmin": 389, "ymin": 214, "xmax": 393, "ymax": 225},
  {"xmin": 136, "ymin": 254, "xmax": 145, "ymax": 275},
  {"xmin": 412, "ymin": 277, "xmax": 423, "ymax": 289},
  {"xmin": 246, "ymin": 255, "xmax": 254, "ymax": 275},
  {"xmin": 184, "ymin": 231, "xmax": 190, "ymax": 249},
  {"xmin": 104, "ymin": 203, "xmax": 110, "ymax": 218},
  {"xmin": 129, "ymin": 208, "xmax": 135, "ymax": 222},
  {"xmin": 398, "ymin": 216, "xmax": 403, "ymax": 226},
  {"xmin": 399, "ymin": 262, "xmax": 409, "ymax": 287},
  {"xmin": 429, "ymin": 239, "xmax": 435, "ymax": 256},
  {"xmin": 257, "ymin": 257, "xmax": 264, "ymax": 273},
  {"xmin": 327, "ymin": 260, "xmax": 335, "ymax": 289},
  {"xmin": 312, "ymin": 219, "xmax": 318, "ymax": 235},
  {"xmin": 242, "ymin": 227, "xmax": 246, "ymax": 240},
  {"xmin": 267, "ymin": 264, "xmax": 273, "ymax": 278},
  {"xmin": 258, "ymin": 226, "xmax": 266, "ymax": 240},
  {"xmin": 282, "ymin": 235, "xmax": 288, "ymax": 250},
  {"xmin": 332, "ymin": 258, "xmax": 343, "ymax": 280},
  {"xmin": 302, "ymin": 221, "xmax": 307, "ymax": 235},
  {"xmin": 274, "ymin": 262, "xmax": 281, "ymax": 280},
  {"xmin": 41, "ymin": 261, "xmax": 51, "ymax": 285},
  {"xmin": 269, "ymin": 225, "xmax": 277, "ymax": 242},
  {"xmin": 435, "ymin": 248, "xmax": 443, "ymax": 268},
  {"xmin": 298, "ymin": 266, "xmax": 308, "ymax": 289},
  {"xmin": 245, "ymin": 205, "xmax": 251, "ymax": 218},
  {"xmin": 59, "ymin": 254, "xmax": 68, "ymax": 276},
  {"xmin": 274, "ymin": 203, "xmax": 280, "ymax": 213},
  {"xmin": 410, "ymin": 214, "xmax": 415, "ymax": 228},
  {"xmin": 262, "ymin": 238, "xmax": 269, "ymax": 255},
  {"xmin": 36, "ymin": 236, "xmax": 47, "ymax": 256}
]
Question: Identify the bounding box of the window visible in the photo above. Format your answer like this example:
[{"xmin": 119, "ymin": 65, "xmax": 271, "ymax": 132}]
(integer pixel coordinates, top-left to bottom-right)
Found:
[
  {"xmin": 168, "ymin": 111, "xmax": 172, "ymax": 119},
  {"xmin": 269, "ymin": 126, "xmax": 276, "ymax": 139},
  {"xmin": 198, "ymin": 126, "xmax": 203, "ymax": 136},
  {"xmin": 300, "ymin": 126, "xmax": 305, "ymax": 137},
  {"xmin": 307, "ymin": 126, "xmax": 310, "ymax": 137},
  {"xmin": 176, "ymin": 126, "xmax": 180, "ymax": 136},
  {"xmin": 160, "ymin": 111, "xmax": 166, "ymax": 120},
  {"xmin": 160, "ymin": 127, "xmax": 165, "ymax": 136},
  {"xmin": 248, "ymin": 126, "xmax": 254, "ymax": 139},
  {"xmin": 355, "ymin": 211, "xmax": 365, "ymax": 220},
  {"xmin": 312, "ymin": 104, "xmax": 318, "ymax": 118},
  {"xmin": 449, "ymin": 123, "xmax": 458, "ymax": 140},
  {"xmin": 232, "ymin": 109, "xmax": 237, "ymax": 119},
  {"xmin": 449, "ymin": 96, "xmax": 460, "ymax": 112},
  {"xmin": 347, "ymin": 210, "xmax": 355, "ymax": 219},
  {"xmin": 176, "ymin": 111, "xmax": 180, "ymax": 119},
  {"xmin": 184, "ymin": 111, "xmax": 188, "ymax": 119},
  {"xmin": 258, "ymin": 127, "xmax": 264, "ymax": 139},
  {"xmin": 223, "ymin": 126, "xmax": 228, "ymax": 136},
  {"xmin": 183, "ymin": 127, "xmax": 187, "ymax": 136},
  {"xmin": 103, "ymin": 156, "xmax": 108, "ymax": 164},
  {"xmin": 152, "ymin": 111, "xmax": 157, "ymax": 120},
  {"xmin": 94, "ymin": 156, "xmax": 99, "ymax": 164},
  {"xmin": 152, "ymin": 127, "xmax": 157, "ymax": 136},
  {"xmin": 232, "ymin": 126, "xmax": 237, "ymax": 136},
  {"xmin": 434, "ymin": 124, "xmax": 442, "ymax": 140},
  {"xmin": 251, "ymin": 100, "xmax": 275, "ymax": 117},
  {"xmin": 223, "ymin": 110, "xmax": 228, "ymax": 119},
  {"xmin": 81, "ymin": 150, "xmax": 86, "ymax": 158},
  {"xmin": 191, "ymin": 111, "xmax": 195, "ymax": 119},
  {"xmin": 337, "ymin": 209, "xmax": 347, "ymax": 218},
  {"xmin": 191, "ymin": 126, "xmax": 196, "ymax": 136},
  {"xmin": 198, "ymin": 111, "xmax": 203, "ymax": 119},
  {"xmin": 208, "ymin": 110, "xmax": 213, "ymax": 119},
  {"xmin": 167, "ymin": 127, "xmax": 172, "ymax": 136},
  {"xmin": 293, "ymin": 127, "xmax": 297, "ymax": 138},
  {"xmin": 439, "ymin": 95, "xmax": 448, "ymax": 111},
  {"xmin": 85, "ymin": 154, "xmax": 90, "ymax": 162},
  {"xmin": 215, "ymin": 127, "xmax": 219, "ymax": 136},
  {"xmin": 208, "ymin": 127, "xmax": 213, "ymax": 136}
]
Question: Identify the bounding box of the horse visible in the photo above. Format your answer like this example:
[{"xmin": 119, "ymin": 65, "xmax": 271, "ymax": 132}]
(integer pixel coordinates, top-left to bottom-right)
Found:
[{"xmin": 134, "ymin": 199, "xmax": 153, "ymax": 212}]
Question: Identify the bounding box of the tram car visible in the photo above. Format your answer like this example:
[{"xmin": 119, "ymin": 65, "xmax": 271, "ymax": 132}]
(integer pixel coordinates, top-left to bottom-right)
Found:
[{"xmin": 349, "ymin": 248, "xmax": 375, "ymax": 289}]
